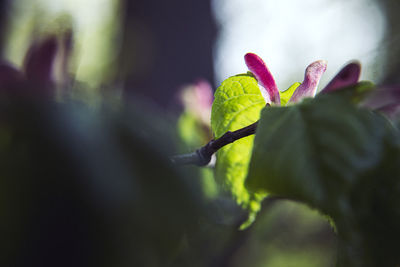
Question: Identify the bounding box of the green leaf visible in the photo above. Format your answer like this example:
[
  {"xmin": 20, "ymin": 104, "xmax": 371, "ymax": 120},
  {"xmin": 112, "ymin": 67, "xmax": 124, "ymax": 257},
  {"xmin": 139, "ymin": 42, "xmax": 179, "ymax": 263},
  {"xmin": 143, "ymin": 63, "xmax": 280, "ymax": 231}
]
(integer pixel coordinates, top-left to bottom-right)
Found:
[
  {"xmin": 280, "ymin": 82, "xmax": 300, "ymax": 106},
  {"xmin": 211, "ymin": 74, "xmax": 266, "ymax": 223},
  {"xmin": 246, "ymin": 93, "xmax": 400, "ymax": 266},
  {"xmin": 247, "ymin": 94, "xmax": 391, "ymax": 209}
]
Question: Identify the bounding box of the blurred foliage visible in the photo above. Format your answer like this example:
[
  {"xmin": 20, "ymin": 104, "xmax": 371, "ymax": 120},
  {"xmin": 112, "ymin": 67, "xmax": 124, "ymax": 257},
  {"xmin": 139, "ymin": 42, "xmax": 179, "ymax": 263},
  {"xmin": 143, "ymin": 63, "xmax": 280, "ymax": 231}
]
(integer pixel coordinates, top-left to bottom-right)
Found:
[
  {"xmin": 231, "ymin": 200, "xmax": 336, "ymax": 267},
  {"xmin": 4, "ymin": 0, "xmax": 121, "ymax": 87},
  {"xmin": 177, "ymin": 82, "xmax": 218, "ymax": 199},
  {"xmin": 1, "ymin": 0, "xmax": 400, "ymax": 266},
  {"xmin": 0, "ymin": 94, "xmax": 202, "ymax": 266},
  {"xmin": 177, "ymin": 111, "xmax": 218, "ymax": 198}
]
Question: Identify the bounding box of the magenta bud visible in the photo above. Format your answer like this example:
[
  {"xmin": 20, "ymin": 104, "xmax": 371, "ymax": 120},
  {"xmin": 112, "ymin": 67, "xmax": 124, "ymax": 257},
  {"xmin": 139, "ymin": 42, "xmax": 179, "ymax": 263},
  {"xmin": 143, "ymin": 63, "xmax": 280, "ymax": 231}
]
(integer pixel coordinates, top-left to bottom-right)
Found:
[
  {"xmin": 361, "ymin": 86, "xmax": 400, "ymax": 120},
  {"xmin": 23, "ymin": 36, "xmax": 58, "ymax": 93},
  {"xmin": 320, "ymin": 61, "xmax": 361, "ymax": 93},
  {"xmin": 244, "ymin": 53, "xmax": 280, "ymax": 105},
  {"xmin": 289, "ymin": 60, "xmax": 327, "ymax": 103},
  {"xmin": 0, "ymin": 63, "xmax": 24, "ymax": 90}
]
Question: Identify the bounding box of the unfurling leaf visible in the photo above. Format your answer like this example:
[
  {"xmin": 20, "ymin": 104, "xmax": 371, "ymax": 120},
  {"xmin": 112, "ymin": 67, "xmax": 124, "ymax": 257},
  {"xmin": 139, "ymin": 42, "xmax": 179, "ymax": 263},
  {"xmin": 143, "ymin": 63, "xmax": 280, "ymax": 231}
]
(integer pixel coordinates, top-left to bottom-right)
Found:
[{"xmin": 211, "ymin": 74, "xmax": 266, "ymax": 226}]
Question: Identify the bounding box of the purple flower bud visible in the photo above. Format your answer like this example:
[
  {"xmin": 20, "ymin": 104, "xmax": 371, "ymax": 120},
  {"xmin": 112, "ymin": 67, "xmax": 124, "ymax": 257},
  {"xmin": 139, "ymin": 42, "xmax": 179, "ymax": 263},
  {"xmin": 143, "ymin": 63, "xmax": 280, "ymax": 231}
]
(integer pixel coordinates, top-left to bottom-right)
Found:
[
  {"xmin": 361, "ymin": 86, "xmax": 400, "ymax": 120},
  {"xmin": 289, "ymin": 60, "xmax": 327, "ymax": 103},
  {"xmin": 179, "ymin": 79, "xmax": 213, "ymax": 125},
  {"xmin": 23, "ymin": 36, "xmax": 58, "ymax": 96},
  {"xmin": 244, "ymin": 53, "xmax": 280, "ymax": 105},
  {"xmin": 0, "ymin": 63, "xmax": 24, "ymax": 92},
  {"xmin": 320, "ymin": 61, "xmax": 361, "ymax": 93}
]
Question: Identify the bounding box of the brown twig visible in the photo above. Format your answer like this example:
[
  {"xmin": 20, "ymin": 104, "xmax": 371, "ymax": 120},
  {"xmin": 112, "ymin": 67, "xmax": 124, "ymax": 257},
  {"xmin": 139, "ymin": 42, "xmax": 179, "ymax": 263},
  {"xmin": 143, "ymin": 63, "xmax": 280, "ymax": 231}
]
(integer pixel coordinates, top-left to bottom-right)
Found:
[{"xmin": 171, "ymin": 121, "xmax": 258, "ymax": 166}]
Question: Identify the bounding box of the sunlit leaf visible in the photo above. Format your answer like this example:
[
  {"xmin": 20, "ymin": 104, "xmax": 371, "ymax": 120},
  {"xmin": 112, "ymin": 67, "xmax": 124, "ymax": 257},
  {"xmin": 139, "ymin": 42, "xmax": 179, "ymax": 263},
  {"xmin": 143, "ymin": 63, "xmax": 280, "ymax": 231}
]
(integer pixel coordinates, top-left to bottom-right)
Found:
[
  {"xmin": 280, "ymin": 82, "xmax": 300, "ymax": 106},
  {"xmin": 211, "ymin": 74, "xmax": 266, "ymax": 225}
]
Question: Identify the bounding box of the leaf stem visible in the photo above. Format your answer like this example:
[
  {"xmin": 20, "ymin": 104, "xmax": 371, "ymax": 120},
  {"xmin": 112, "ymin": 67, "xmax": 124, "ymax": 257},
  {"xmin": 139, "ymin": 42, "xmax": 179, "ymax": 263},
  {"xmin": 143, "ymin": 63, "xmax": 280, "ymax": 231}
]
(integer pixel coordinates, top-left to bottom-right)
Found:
[{"xmin": 171, "ymin": 121, "xmax": 258, "ymax": 166}]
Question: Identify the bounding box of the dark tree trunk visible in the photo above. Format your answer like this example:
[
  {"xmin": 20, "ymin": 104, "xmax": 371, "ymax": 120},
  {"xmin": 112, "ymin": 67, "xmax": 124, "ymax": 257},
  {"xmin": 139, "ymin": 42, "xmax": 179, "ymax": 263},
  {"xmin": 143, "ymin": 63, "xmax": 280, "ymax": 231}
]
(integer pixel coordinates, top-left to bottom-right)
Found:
[
  {"xmin": 117, "ymin": 0, "xmax": 217, "ymax": 108},
  {"xmin": 378, "ymin": 0, "xmax": 400, "ymax": 84},
  {"xmin": 0, "ymin": 0, "xmax": 10, "ymax": 57}
]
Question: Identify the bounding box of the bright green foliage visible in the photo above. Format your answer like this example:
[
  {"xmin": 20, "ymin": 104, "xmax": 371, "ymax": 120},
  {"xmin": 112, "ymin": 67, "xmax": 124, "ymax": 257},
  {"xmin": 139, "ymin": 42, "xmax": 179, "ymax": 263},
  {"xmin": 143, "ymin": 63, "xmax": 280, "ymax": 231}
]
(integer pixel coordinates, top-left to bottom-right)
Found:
[
  {"xmin": 246, "ymin": 93, "xmax": 400, "ymax": 266},
  {"xmin": 280, "ymin": 82, "xmax": 300, "ymax": 106},
  {"xmin": 211, "ymin": 74, "xmax": 266, "ymax": 224}
]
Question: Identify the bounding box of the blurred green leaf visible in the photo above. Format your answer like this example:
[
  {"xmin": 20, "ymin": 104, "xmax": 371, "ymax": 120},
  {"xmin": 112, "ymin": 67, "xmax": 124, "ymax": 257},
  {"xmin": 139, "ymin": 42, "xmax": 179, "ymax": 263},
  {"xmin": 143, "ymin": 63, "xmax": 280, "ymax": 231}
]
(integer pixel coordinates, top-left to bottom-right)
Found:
[
  {"xmin": 230, "ymin": 200, "xmax": 336, "ymax": 267},
  {"xmin": 211, "ymin": 74, "xmax": 266, "ymax": 226},
  {"xmin": 177, "ymin": 111, "xmax": 217, "ymax": 199},
  {"xmin": 177, "ymin": 111, "xmax": 211, "ymax": 150},
  {"xmin": 0, "ymin": 96, "xmax": 206, "ymax": 267}
]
